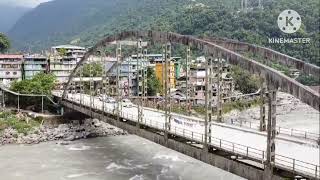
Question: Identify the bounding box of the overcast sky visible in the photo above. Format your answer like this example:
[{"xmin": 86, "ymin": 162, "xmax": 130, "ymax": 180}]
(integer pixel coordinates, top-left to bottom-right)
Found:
[{"xmin": 0, "ymin": 0, "xmax": 52, "ymax": 7}]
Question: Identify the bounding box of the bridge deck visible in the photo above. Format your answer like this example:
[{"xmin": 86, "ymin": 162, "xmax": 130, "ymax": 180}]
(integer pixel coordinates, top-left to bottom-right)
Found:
[{"xmin": 56, "ymin": 92, "xmax": 319, "ymax": 179}]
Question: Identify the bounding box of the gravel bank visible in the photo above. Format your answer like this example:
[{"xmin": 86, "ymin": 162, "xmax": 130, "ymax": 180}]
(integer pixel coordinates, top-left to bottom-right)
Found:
[{"xmin": 0, "ymin": 118, "xmax": 127, "ymax": 145}]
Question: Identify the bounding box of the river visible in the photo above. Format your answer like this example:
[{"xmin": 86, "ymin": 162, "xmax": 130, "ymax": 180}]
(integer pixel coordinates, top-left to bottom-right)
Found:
[{"xmin": 0, "ymin": 135, "xmax": 245, "ymax": 180}]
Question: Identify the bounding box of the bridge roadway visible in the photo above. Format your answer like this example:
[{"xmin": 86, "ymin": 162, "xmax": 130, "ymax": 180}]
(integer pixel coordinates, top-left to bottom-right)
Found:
[{"xmin": 55, "ymin": 92, "xmax": 320, "ymax": 179}]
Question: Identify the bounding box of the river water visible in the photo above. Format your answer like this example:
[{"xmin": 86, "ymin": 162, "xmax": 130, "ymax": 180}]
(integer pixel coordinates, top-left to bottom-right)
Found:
[{"xmin": 0, "ymin": 135, "xmax": 245, "ymax": 180}]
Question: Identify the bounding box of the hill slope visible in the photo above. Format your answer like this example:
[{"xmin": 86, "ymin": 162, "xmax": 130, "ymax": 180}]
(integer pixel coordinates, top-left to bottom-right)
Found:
[
  {"xmin": 0, "ymin": 5, "xmax": 30, "ymax": 33},
  {"xmin": 8, "ymin": 0, "xmax": 319, "ymax": 65},
  {"xmin": 8, "ymin": 0, "xmax": 192, "ymax": 51}
]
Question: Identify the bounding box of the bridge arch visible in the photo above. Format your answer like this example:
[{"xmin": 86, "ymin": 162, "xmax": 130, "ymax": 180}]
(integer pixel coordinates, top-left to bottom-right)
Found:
[{"xmin": 62, "ymin": 31, "xmax": 319, "ymax": 110}]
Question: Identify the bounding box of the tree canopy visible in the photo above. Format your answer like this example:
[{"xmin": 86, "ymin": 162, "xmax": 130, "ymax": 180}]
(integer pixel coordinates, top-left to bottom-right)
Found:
[
  {"xmin": 147, "ymin": 67, "xmax": 161, "ymax": 96},
  {"xmin": 10, "ymin": 73, "xmax": 56, "ymax": 95},
  {"xmin": 0, "ymin": 33, "xmax": 10, "ymax": 53}
]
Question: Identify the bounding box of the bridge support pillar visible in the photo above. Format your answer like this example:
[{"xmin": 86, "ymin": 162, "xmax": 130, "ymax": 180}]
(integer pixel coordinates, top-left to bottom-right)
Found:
[{"xmin": 264, "ymin": 89, "xmax": 277, "ymax": 179}]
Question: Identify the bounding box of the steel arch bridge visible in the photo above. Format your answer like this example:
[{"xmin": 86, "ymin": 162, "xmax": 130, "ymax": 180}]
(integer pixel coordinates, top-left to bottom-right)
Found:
[
  {"xmin": 56, "ymin": 31, "xmax": 320, "ymax": 179},
  {"xmin": 62, "ymin": 31, "xmax": 319, "ymax": 110}
]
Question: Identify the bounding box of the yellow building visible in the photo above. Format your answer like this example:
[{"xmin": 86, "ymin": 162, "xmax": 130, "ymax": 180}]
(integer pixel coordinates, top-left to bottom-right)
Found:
[{"xmin": 155, "ymin": 63, "xmax": 175, "ymax": 90}]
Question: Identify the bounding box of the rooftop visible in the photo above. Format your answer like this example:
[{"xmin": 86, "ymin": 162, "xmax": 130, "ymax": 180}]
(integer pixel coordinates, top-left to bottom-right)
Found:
[
  {"xmin": 24, "ymin": 54, "xmax": 47, "ymax": 59},
  {"xmin": 0, "ymin": 54, "xmax": 23, "ymax": 59},
  {"xmin": 52, "ymin": 45, "xmax": 86, "ymax": 50}
]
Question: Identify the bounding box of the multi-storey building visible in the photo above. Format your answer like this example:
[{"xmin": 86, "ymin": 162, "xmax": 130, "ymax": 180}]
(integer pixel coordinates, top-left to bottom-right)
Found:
[
  {"xmin": 107, "ymin": 57, "xmax": 149, "ymax": 97},
  {"xmin": 186, "ymin": 58, "xmax": 234, "ymax": 105},
  {"xmin": 0, "ymin": 55, "xmax": 23, "ymax": 86},
  {"xmin": 154, "ymin": 58, "xmax": 176, "ymax": 90},
  {"xmin": 23, "ymin": 54, "xmax": 48, "ymax": 79},
  {"xmin": 49, "ymin": 45, "xmax": 86, "ymax": 83}
]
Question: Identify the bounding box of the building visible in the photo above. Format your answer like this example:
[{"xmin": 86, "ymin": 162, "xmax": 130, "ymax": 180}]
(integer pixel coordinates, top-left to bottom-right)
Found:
[
  {"xmin": 0, "ymin": 55, "xmax": 23, "ymax": 86},
  {"xmin": 152, "ymin": 57, "xmax": 175, "ymax": 90},
  {"xmin": 107, "ymin": 57, "xmax": 149, "ymax": 97},
  {"xmin": 23, "ymin": 54, "xmax": 48, "ymax": 79},
  {"xmin": 186, "ymin": 58, "xmax": 234, "ymax": 105},
  {"xmin": 49, "ymin": 45, "xmax": 86, "ymax": 83}
]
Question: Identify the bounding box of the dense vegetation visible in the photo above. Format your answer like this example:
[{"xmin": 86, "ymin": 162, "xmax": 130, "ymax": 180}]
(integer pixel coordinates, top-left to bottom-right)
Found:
[
  {"xmin": 147, "ymin": 67, "xmax": 161, "ymax": 96},
  {"xmin": 9, "ymin": 73, "xmax": 57, "ymax": 111},
  {"xmin": 0, "ymin": 4, "xmax": 30, "ymax": 33},
  {"xmin": 11, "ymin": 73, "xmax": 56, "ymax": 95},
  {"xmin": 231, "ymin": 66, "xmax": 262, "ymax": 94},
  {"xmin": 0, "ymin": 33, "xmax": 10, "ymax": 53},
  {"xmin": 0, "ymin": 111, "xmax": 41, "ymax": 135}
]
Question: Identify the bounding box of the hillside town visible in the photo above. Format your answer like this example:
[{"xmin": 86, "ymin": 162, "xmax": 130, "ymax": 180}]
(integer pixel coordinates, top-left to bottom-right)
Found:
[{"xmin": 0, "ymin": 44, "xmax": 235, "ymax": 107}]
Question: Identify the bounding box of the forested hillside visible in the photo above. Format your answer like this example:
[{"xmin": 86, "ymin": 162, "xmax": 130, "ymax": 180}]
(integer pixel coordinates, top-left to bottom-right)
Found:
[
  {"xmin": 0, "ymin": 5, "xmax": 30, "ymax": 32},
  {"xmin": 8, "ymin": 0, "xmax": 319, "ymax": 65}
]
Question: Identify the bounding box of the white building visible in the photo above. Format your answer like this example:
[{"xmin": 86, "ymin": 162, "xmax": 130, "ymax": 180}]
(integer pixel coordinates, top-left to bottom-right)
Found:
[
  {"xmin": 0, "ymin": 55, "xmax": 23, "ymax": 86},
  {"xmin": 49, "ymin": 45, "xmax": 86, "ymax": 83}
]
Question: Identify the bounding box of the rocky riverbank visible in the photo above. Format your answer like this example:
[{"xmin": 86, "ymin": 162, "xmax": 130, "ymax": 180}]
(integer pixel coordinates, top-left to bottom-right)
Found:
[
  {"xmin": 223, "ymin": 92, "xmax": 319, "ymax": 133},
  {"xmin": 0, "ymin": 118, "xmax": 127, "ymax": 145}
]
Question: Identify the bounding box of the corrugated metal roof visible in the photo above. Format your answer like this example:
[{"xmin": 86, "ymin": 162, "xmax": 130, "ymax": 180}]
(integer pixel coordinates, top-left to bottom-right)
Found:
[
  {"xmin": 0, "ymin": 54, "xmax": 23, "ymax": 59},
  {"xmin": 52, "ymin": 45, "xmax": 86, "ymax": 50}
]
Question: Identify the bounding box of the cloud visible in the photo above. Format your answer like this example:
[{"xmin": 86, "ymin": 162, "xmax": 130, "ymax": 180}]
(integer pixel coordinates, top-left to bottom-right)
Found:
[{"xmin": 0, "ymin": 0, "xmax": 52, "ymax": 7}]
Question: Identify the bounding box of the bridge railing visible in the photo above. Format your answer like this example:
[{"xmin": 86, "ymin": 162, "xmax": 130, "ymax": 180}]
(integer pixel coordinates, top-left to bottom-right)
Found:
[
  {"xmin": 64, "ymin": 96, "xmax": 320, "ymax": 179},
  {"xmin": 229, "ymin": 119, "xmax": 320, "ymax": 141},
  {"xmin": 60, "ymin": 93, "xmax": 319, "ymax": 142}
]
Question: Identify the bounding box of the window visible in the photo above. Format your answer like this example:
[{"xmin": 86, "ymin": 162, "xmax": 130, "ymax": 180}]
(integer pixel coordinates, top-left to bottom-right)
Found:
[
  {"xmin": 13, "ymin": 72, "xmax": 17, "ymax": 75},
  {"xmin": 5, "ymin": 72, "xmax": 10, "ymax": 75}
]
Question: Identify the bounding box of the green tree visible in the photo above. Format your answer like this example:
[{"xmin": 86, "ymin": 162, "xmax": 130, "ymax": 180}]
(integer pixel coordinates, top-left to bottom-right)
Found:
[
  {"xmin": 11, "ymin": 73, "xmax": 56, "ymax": 95},
  {"xmin": 296, "ymin": 74, "xmax": 320, "ymax": 86},
  {"xmin": 231, "ymin": 66, "xmax": 261, "ymax": 94},
  {"xmin": 57, "ymin": 48, "xmax": 67, "ymax": 57},
  {"xmin": 0, "ymin": 33, "xmax": 10, "ymax": 53},
  {"xmin": 147, "ymin": 67, "xmax": 160, "ymax": 96},
  {"xmin": 80, "ymin": 63, "xmax": 103, "ymax": 77}
]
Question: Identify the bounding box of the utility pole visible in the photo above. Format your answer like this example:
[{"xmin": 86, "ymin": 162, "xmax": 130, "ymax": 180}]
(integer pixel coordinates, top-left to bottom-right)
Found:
[
  {"xmin": 143, "ymin": 49, "xmax": 148, "ymax": 106},
  {"xmin": 260, "ymin": 82, "xmax": 266, "ymax": 131},
  {"xmin": 186, "ymin": 47, "xmax": 191, "ymax": 114},
  {"xmin": 265, "ymin": 89, "xmax": 277, "ymax": 175},
  {"xmin": 79, "ymin": 64, "xmax": 84, "ymax": 107},
  {"xmin": 162, "ymin": 45, "xmax": 166, "ymax": 97},
  {"xmin": 89, "ymin": 57, "xmax": 94, "ymax": 117},
  {"xmin": 128, "ymin": 55, "xmax": 131, "ymax": 97},
  {"xmin": 116, "ymin": 42, "xmax": 122, "ymax": 121},
  {"xmin": 101, "ymin": 49, "xmax": 107, "ymax": 113},
  {"xmin": 167, "ymin": 43, "xmax": 172, "ymax": 132},
  {"xmin": 137, "ymin": 39, "xmax": 143, "ymax": 128},
  {"xmin": 164, "ymin": 42, "xmax": 172, "ymax": 139},
  {"xmin": 216, "ymin": 55, "xmax": 223, "ymax": 122},
  {"xmin": 204, "ymin": 57, "xmax": 210, "ymax": 150},
  {"xmin": 207, "ymin": 57, "xmax": 214, "ymax": 144}
]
